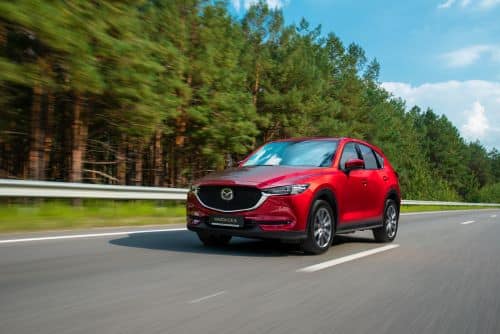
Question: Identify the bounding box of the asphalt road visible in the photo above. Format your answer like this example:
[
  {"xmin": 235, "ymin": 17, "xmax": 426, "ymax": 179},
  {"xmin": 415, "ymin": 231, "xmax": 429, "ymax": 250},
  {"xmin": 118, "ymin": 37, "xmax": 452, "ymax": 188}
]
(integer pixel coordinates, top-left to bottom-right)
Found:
[{"xmin": 1, "ymin": 209, "xmax": 499, "ymax": 334}]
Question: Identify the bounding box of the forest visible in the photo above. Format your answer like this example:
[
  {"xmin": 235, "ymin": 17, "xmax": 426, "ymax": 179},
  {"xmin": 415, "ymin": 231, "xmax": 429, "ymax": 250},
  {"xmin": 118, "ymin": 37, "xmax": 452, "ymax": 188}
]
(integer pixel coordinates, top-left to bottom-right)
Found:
[{"xmin": 0, "ymin": 0, "xmax": 498, "ymax": 202}]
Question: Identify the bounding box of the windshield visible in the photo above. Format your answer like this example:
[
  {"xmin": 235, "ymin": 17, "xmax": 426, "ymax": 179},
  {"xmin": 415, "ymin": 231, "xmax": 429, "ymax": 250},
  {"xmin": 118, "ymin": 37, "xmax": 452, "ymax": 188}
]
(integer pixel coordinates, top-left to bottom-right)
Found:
[{"xmin": 243, "ymin": 140, "xmax": 338, "ymax": 167}]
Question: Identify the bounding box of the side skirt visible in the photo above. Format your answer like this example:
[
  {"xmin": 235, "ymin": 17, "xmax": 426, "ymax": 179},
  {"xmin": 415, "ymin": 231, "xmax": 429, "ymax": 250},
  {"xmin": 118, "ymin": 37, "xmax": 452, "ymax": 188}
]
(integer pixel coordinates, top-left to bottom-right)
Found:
[{"xmin": 336, "ymin": 220, "xmax": 383, "ymax": 234}]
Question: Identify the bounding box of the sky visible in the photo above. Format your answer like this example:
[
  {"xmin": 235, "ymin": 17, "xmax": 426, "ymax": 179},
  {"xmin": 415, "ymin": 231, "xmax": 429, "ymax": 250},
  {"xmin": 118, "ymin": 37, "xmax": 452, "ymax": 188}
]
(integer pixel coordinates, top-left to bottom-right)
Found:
[{"xmin": 230, "ymin": 0, "xmax": 500, "ymax": 150}]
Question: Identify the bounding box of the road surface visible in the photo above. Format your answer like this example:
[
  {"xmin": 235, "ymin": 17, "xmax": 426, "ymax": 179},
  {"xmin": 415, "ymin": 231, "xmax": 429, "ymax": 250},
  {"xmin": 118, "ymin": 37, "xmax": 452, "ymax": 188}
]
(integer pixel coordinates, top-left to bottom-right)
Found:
[{"xmin": 1, "ymin": 209, "xmax": 499, "ymax": 334}]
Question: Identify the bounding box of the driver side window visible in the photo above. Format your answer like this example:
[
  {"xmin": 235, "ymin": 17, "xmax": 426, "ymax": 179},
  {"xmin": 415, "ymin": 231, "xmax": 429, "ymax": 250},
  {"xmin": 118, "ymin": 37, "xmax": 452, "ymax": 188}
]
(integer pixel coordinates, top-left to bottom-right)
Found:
[{"xmin": 339, "ymin": 142, "xmax": 359, "ymax": 170}]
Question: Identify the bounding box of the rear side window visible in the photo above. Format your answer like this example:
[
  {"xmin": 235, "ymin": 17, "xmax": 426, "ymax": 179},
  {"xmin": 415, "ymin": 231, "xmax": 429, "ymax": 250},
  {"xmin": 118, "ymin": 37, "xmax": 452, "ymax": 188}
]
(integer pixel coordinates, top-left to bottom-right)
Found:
[
  {"xmin": 339, "ymin": 142, "xmax": 359, "ymax": 170},
  {"xmin": 358, "ymin": 144, "xmax": 378, "ymax": 170}
]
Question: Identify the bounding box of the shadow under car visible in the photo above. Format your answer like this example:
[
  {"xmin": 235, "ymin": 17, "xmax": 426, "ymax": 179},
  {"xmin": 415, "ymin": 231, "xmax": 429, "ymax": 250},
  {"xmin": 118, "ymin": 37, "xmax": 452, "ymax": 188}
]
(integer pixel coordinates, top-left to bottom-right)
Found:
[{"xmin": 109, "ymin": 229, "xmax": 377, "ymax": 257}]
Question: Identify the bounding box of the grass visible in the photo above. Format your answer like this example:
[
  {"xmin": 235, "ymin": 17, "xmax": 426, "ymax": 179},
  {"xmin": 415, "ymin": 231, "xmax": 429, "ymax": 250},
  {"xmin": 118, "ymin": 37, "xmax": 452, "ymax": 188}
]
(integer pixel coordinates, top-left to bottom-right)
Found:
[
  {"xmin": 401, "ymin": 205, "xmax": 499, "ymax": 213},
  {"xmin": 0, "ymin": 200, "xmax": 186, "ymax": 233},
  {"xmin": 0, "ymin": 200, "xmax": 497, "ymax": 234}
]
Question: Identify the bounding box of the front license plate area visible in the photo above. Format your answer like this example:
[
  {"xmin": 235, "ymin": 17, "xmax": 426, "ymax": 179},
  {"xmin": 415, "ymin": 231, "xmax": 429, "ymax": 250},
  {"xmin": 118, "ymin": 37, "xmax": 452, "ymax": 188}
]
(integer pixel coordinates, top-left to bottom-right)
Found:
[{"xmin": 209, "ymin": 215, "xmax": 244, "ymax": 228}]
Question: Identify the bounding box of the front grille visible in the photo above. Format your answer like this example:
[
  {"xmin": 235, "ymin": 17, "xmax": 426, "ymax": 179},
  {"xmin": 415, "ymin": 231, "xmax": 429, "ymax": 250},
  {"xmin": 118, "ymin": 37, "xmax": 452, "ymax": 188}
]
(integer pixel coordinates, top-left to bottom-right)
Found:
[{"xmin": 197, "ymin": 185, "xmax": 262, "ymax": 211}]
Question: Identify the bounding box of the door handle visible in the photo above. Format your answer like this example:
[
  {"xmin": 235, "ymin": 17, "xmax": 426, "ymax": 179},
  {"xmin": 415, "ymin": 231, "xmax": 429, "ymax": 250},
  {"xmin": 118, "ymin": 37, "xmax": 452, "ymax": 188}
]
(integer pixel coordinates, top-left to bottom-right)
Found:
[
  {"xmin": 361, "ymin": 179, "xmax": 368, "ymax": 187},
  {"xmin": 383, "ymin": 176, "xmax": 389, "ymax": 181}
]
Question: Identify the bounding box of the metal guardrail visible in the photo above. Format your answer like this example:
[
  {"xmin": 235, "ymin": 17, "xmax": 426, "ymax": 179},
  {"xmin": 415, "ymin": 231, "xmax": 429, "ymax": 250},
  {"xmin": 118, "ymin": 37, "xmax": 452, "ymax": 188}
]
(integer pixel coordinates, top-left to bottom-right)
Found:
[
  {"xmin": 0, "ymin": 179, "xmax": 188, "ymax": 200},
  {"xmin": 0, "ymin": 179, "xmax": 498, "ymax": 206}
]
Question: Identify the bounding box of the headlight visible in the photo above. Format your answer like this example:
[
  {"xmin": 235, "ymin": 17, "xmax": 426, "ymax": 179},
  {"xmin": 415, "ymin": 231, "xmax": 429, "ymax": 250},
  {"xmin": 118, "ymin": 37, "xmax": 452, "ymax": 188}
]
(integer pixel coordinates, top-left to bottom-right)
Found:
[
  {"xmin": 189, "ymin": 184, "xmax": 200, "ymax": 193},
  {"xmin": 262, "ymin": 184, "xmax": 309, "ymax": 195}
]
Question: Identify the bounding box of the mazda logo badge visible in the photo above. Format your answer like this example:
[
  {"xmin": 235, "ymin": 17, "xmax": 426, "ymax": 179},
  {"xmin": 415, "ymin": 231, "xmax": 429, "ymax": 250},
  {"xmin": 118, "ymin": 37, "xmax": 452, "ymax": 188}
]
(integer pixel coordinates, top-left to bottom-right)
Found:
[{"xmin": 220, "ymin": 188, "xmax": 234, "ymax": 201}]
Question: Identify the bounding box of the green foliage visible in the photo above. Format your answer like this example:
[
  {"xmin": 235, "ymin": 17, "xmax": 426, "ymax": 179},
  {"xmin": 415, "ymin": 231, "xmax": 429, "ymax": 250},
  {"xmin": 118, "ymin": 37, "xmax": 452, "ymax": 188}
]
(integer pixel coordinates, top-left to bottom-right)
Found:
[
  {"xmin": 400, "ymin": 205, "xmax": 499, "ymax": 213},
  {"xmin": 469, "ymin": 183, "xmax": 500, "ymax": 203},
  {"xmin": 0, "ymin": 0, "xmax": 497, "ymax": 202}
]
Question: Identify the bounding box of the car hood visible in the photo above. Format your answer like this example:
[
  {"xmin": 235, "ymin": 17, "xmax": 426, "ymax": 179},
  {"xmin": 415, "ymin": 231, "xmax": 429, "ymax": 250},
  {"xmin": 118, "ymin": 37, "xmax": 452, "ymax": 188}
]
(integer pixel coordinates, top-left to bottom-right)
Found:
[{"xmin": 196, "ymin": 166, "xmax": 327, "ymax": 188}]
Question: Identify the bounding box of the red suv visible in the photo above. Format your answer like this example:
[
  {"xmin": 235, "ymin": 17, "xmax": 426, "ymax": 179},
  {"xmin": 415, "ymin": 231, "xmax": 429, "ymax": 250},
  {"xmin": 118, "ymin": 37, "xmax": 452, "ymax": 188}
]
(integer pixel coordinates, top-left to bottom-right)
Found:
[{"xmin": 187, "ymin": 137, "xmax": 400, "ymax": 254}]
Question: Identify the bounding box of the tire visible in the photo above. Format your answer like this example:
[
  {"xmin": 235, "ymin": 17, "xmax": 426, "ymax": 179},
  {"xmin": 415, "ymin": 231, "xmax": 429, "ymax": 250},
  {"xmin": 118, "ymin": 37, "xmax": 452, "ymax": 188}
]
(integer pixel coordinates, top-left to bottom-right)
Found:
[
  {"xmin": 373, "ymin": 199, "xmax": 399, "ymax": 243},
  {"xmin": 301, "ymin": 200, "xmax": 335, "ymax": 254},
  {"xmin": 197, "ymin": 232, "xmax": 232, "ymax": 247}
]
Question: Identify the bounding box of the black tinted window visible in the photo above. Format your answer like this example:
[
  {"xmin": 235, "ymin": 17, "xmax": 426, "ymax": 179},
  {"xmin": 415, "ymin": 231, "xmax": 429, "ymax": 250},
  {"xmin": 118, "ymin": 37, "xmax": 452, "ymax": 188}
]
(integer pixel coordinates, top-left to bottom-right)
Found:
[
  {"xmin": 374, "ymin": 151, "xmax": 384, "ymax": 168},
  {"xmin": 340, "ymin": 143, "xmax": 359, "ymax": 169},
  {"xmin": 359, "ymin": 144, "xmax": 378, "ymax": 170}
]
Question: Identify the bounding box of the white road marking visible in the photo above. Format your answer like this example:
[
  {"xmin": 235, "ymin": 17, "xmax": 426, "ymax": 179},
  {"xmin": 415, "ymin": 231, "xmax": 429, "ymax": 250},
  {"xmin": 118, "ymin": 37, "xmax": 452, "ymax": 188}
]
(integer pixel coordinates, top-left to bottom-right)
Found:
[
  {"xmin": 297, "ymin": 244, "xmax": 400, "ymax": 273},
  {"xmin": 491, "ymin": 215, "xmax": 497, "ymax": 218},
  {"xmin": 460, "ymin": 221, "xmax": 475, "ymax": 225},
  {"xmin": 188, "ymin": 291, "xmax": 226, "ymax": 304},
  {"xmin": 0, "ymin": 228, "xmax": 187, "ymax": 244}
]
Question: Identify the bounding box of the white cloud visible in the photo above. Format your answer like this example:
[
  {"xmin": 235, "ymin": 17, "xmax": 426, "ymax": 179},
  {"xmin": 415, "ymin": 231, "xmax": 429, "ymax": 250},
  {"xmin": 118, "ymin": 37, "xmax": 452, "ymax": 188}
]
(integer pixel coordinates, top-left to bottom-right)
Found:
[
  {"xmin": 438, "ymin": 0, "xmax": 500, "ymax": 9},
  {"xmin": 441, "ymin": 45, "xmax": 500, "ymax": 67},
  {"xmin": 381, "ymin": 80, "xmax": 500, "ymax": 149},
  {"xmin": 462, "ymin": 101, "xmax": 490, "ymax": 140},
  {"xmin": 479, "ymin": 0, "xmax": 500, "ymax": 9},
  {"xmin": 438, "ymin": 0, "xmax": 456, "ymax": 8}
]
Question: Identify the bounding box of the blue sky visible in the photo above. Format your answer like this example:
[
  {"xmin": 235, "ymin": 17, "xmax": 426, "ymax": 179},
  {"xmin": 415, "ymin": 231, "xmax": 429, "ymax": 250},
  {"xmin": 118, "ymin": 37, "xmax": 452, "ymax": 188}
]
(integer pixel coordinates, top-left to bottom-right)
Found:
[{"xmin": 231, "ymin": 0, "xmax": 500, "ymax": 150}]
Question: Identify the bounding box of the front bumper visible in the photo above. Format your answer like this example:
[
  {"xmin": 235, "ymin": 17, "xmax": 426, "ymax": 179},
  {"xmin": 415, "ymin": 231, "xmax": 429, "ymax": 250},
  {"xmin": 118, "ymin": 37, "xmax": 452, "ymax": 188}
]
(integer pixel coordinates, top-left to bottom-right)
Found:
[
  {"xmin": 186, "ymin": 189, "xmax": 312, "ymax": 238},
  {"xmin": 187, "ymin": 222, "xmax": 307, "ymax": 241}
]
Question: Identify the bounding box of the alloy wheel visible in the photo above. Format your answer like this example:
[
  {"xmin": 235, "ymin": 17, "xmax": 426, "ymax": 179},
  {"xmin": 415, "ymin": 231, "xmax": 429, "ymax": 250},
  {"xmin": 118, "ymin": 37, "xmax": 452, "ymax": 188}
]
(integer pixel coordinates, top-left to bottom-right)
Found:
[
  {"xmin": 385, "ymin": 204, "xmax": 397, "ymax": 238},
  {"xmin": 314, "ymin": 207, "xmax": 333, "ymax": 248}
]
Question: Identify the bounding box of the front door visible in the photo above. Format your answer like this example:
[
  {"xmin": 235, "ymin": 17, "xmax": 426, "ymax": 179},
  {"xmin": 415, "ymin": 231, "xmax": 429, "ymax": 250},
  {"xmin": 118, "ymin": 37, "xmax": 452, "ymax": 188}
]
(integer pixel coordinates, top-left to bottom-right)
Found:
[{"xmin": 337, "ymin": 142, "xmax": 371, "ymax": 227}]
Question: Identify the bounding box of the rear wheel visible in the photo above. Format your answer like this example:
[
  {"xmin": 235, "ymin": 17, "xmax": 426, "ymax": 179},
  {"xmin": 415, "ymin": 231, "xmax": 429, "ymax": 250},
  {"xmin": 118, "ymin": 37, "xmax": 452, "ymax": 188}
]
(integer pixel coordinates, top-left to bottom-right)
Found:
[
  {"xmin": 197, "ymin": 232, "xmax": 232, "ymax": 246},
  {"xmin": 301, "ymin": 200, "xmax": 335, "ymax": 254},
  {"xmin": 373, "ymin": 199, "xmax": 399, "ymax": 242}
]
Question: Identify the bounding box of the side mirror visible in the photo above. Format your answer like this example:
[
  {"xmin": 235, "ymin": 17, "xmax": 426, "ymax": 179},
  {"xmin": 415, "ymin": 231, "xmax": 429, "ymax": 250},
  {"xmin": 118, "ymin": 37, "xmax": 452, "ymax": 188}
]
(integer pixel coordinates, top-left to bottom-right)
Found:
[{"xmin": 344, "ymin": 158, "xmax": 364, "ymax": 172}]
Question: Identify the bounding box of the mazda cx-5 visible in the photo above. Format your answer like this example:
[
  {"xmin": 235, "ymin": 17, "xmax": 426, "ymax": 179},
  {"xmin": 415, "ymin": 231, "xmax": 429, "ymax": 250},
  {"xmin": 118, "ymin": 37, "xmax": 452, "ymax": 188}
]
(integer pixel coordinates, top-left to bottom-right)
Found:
[{"xmin": 186, "ymin": 137, "xmax": 400, "ymax": 254}]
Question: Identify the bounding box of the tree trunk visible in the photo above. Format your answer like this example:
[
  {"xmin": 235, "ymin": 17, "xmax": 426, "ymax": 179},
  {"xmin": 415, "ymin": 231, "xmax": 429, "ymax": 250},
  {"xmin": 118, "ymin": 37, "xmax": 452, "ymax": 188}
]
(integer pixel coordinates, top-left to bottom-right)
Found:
[
  {"xmin": 116, "ymin": 135, "xmax": 127, "ymax": 185},
  {"xmin": 153, "ymin": 129, "xmax": 162, "ymax": 186},
  {"xmin": 70, "ymin": 94, "xmax": 87, "ymax": 183},
  {"xmin": 172, "ymin": 70, "xmax": 192, "ymax": 187},
  {"xmin": 174, "ymin": 115, "xmax": 187, "ymax": 187},
  {"xmin": 0, "ymin": 138, "xmax": 4, "ymax": 178},
  {"xmin": 135, "ymin": 144, "xmax": 143, "ymax": 186},
  {"xmin": 43, "ymin": 91, "xmax": 55, "ymax": 180},
  {"xmin": 0, "ymin": 23, "xmax": 6, "ymax": 46},
  {"xmin": 28, "ymin": 84, "xmax": 44, "ymax": 180},
  {"xmin": 174, "ymin": 70, "xmax": 190, "ymax": 148},
  {"xmin": 252, "ymin": 62, "xmax": 261, "ymax": 107},
  {"xmin": 167, "ymin": 141, "xmax": 175, "ymax": 187}
]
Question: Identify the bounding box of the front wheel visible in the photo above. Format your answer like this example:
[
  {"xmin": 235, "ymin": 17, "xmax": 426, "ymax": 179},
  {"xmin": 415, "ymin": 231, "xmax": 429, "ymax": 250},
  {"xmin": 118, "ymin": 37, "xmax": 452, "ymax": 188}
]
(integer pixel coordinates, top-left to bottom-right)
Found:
[
  {"xmin": 373, "ymin": 199, "xmax": 399, "ymax": 242},
  {"xmin": 301, "ymin": 200, "xmax": 335, "ymax": 254},
  {"xmin": 197, "ymin": 232, "xmax": 232, "ymax": 247}
]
